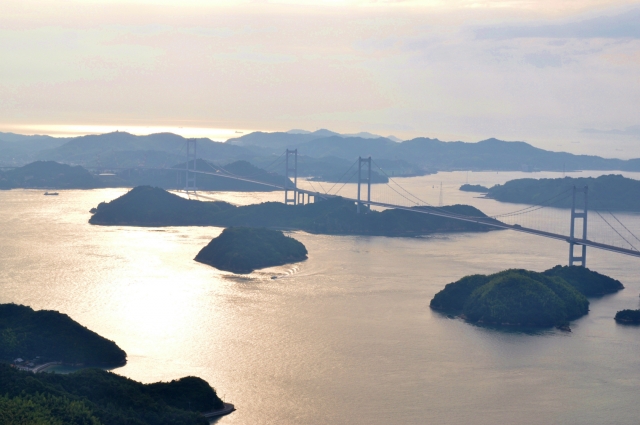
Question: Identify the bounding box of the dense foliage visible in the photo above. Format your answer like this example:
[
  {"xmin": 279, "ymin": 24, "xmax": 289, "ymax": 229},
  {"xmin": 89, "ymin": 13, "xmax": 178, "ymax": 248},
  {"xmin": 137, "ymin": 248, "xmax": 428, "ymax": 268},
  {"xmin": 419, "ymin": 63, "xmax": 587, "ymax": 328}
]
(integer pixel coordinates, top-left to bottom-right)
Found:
[
  {"xmin": 0, "ymin": 303, "xmax": 126, "ymax": 365},
  {"xmin": 486, "ymin": 174, "xmax": 640, "ymax": 211},
  {"xmin": 0, "ymin": 161, "xmax": 102, "ymax": 190},
  {"xmin": 459, "ymin": 184, "xmax": 489, "ymax": 193},
  {"xmin": 543, "ymin": 265, "xmax": 623, "ymax": 296},
  {"xmin": 90, "ymin": 186, "xmax": 500, "ymax": 236},
  {"xmin": 430, "ymin": 266, "xmax": 622, "ymax": 327},
  {"xmin": 0, "ymin": 363, "xmax": 223, "ymax": 425},
  {"xmin": 195, "ymin": 227, "xmax": 308, "ymax": 273},
  {"xmin": 614, "ymin": 309, "xmax": 640, "ymax": 324}
]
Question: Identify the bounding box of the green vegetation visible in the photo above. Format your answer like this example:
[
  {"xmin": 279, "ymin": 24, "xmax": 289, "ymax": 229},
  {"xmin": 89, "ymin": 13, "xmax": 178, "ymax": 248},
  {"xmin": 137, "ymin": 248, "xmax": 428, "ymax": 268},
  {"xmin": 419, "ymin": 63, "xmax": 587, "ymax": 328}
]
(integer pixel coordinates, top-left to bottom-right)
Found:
[
  {"xmin": 430, "ymin": 266, "xmax": 623, "ymax": 328},
  {"xmin": 195, "ymin": 227, "xmax": 308, "ymax": 273},
  {"xmin": 459, "ymin": 184, "xmax": 489, "ymax": 193},
  {"xmin": 486, "ymin": 175, "xmax": 640, "ymax": 211},
  {"xmin": 90, "ymin": 186, "xmax": 500, "ymax": 237},
  {"xmin": 0, "ymin": 303, "xmax": 126, "ymax": 365},
  {"xmin": 614, "ymin": 309, "xmax": 640, "ymax": 324},
  {"xmin": 0, "ymin": 363, "xmax": 223, "ymax": 425},
  {"xmin": 543, "ymin": 265, "xmax": 624, "ymax": 296},
  {"xmin": 0, "ymin": 161, "xmax": 101, "ymax": 190}
]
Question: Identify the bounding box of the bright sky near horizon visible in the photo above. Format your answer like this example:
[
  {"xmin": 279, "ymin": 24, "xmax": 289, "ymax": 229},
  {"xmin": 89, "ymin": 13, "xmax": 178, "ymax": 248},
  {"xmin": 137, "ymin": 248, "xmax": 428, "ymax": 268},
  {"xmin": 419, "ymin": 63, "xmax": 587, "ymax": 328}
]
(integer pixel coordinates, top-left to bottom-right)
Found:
[{"xmin": 1, "ymin": 0, "xmax": 639, "ymax": 155}]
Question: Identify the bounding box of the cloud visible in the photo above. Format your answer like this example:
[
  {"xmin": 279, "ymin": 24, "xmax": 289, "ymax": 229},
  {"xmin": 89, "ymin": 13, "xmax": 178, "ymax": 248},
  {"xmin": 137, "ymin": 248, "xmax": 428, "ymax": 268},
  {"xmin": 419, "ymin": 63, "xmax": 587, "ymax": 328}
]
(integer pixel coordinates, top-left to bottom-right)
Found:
[
  {"xmin": 475, "ymin": 8, "xmax": 640, "ymax": 40},
  {"xmin": 582, "ymin": 125, "xmax": 640, "ymax": 137},
  {"xmin": 524, "ymin": 50, "xmax": 562, "ymax": 68}
]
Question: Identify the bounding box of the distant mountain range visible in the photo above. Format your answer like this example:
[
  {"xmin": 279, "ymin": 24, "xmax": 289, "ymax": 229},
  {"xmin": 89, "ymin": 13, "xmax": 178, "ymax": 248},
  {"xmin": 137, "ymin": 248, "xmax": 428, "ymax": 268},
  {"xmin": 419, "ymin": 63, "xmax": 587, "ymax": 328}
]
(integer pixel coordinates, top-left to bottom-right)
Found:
[{"xmin": 2, "ymin": 129, "xmax": 640, "ymax": 177}]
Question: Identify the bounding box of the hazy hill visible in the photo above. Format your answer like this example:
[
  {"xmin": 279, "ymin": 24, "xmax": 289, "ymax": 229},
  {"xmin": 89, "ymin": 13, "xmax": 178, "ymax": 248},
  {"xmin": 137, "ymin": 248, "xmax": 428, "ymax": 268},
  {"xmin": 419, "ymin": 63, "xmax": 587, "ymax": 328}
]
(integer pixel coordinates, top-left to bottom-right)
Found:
[
  {"xmin": 0, "ymin": 133, "xmax": 71, "ymax": 166},
  {"xmin": 36, "ymin": 132, "xmax": 252, "ymax": 166},
  {"xmin": 4, "ymin": 129, "xmax": 640, "ymax": 176},
  {"xmin": 226, "ymin": 129, "xmax": 334, "ymax": 150},
  {"xmin": 0, "ymin": 161, "xmax": 102, "ymax": 189},
  {"xmin": 486, "ymin": 174, "xmax": 640, "ymax": 211},
  {"xmin": 227, "ymin": 132, "xmax": 640, "ymax": 172}
]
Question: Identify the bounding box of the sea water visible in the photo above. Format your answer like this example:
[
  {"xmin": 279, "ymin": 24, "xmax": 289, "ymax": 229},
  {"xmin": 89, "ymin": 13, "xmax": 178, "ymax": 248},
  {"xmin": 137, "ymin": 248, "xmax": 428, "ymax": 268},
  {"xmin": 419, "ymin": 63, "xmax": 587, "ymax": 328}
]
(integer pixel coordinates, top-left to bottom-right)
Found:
[{"xmin": 1, "ymin": 171, "xmax": 640, "ymax": 424}]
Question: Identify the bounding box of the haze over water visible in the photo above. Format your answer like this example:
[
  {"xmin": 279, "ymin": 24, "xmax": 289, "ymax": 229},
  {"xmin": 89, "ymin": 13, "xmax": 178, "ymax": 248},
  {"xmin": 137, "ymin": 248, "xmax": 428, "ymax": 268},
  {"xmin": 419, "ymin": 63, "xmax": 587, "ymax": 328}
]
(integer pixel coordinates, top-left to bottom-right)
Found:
[{"xmin": 2, "ymin": 171, "xmax": 640, "ymax": 424}]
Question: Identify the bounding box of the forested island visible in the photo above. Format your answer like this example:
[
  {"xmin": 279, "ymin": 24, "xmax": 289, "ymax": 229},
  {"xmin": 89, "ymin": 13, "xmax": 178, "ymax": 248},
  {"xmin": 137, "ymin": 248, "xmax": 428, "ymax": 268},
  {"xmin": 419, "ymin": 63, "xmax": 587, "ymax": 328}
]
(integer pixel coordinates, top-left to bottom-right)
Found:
[
  {"xmin": 0, "ymin": 303, "xmax": 126, "ymax": 366},
  {"xmin": 459, "ymin": 184, "xmax": 489, "ymax": 193},
  {"xmin": 0, "ymin": 364, "xmax": 224, "ymax": 425},
  {"xmin": 430, "ymin": 266, "xmax": 623, "ymax": 328},
  {"xmin": 614, "ymin": 309, "xmax": 640, "ymax": 324},
  {"xmin": 195, "ymin": 227, "xmax": 308, "ymax": 273},
  {"xmin": 0, "ymin": 303, "xmax": 231, "ymax": 423},
  {"xmin": 486, "ymin": 175, "xmax": 640, "ymax": 211},
  {"xmin": 89, "ymin": 186, "xmax": 501, "ymax": 236}
]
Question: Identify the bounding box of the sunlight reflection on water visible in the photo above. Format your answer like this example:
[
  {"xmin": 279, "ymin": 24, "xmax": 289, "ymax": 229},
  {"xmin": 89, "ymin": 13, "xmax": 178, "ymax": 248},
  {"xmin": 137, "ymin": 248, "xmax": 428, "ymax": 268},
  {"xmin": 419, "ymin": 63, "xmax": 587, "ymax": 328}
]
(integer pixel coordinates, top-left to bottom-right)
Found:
[{"xmin": 1, "ymin": 172, "xmax": 640, "ymax": 424}]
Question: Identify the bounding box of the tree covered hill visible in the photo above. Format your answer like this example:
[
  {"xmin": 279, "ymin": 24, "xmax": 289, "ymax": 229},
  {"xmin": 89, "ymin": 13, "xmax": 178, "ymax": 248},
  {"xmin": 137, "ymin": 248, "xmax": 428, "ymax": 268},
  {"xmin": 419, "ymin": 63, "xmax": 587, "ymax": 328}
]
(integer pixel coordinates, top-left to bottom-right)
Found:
[
  {"xmin": 430, "ymin": 266, "xmax": 623, "ymax": 328},
  {"xmin": 0, "ymin": 303, "xmax": 126, "ymax": 365},
  {"xmin": 89, "ymin": 186, "xmax": 501, "ymax": 237},
  {"xmin": 195, "ymin": 227, "xmax": 308, "ymax": 273},
  {"xmin": 486, "ymin": 174, "xmax": 640, "ymax": 211},
  {"xmin": 0, "ymin": 364, "xmax": 223, "ymax": 425}
]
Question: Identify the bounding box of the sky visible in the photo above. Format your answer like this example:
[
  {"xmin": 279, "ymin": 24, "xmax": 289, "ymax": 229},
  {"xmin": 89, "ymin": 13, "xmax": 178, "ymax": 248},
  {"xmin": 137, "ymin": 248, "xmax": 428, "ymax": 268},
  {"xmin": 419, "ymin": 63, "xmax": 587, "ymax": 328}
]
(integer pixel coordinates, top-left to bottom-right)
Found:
[{"xmin": 1, "ymin": 0, "xmax": 640, "ymax": 156}]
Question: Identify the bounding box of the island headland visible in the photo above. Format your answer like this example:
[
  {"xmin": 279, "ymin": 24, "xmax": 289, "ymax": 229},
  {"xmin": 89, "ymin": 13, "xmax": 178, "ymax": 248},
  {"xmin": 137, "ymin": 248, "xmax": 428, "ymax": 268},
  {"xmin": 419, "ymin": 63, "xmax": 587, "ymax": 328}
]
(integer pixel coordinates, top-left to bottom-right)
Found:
[
  {"xmin": 486, "ymin": 175, "xmax": 640, "ymax": 211},
  {"xmin": 430, "ymin": 266, "xmax": 623, "ymax": 328},
  {"xmin": 89, "ymin": 186, "xmax": 502, "ymax": 237},
  {"xmin": 614, "ymin": 309, "xmax": 640, "ymax": 324},
  {"xmin": 0, "ymin": 303, "xmax": 232, "ymax": 424},
  {"xmin": 195, "ymin": 227, "xmax": 308, "ymax": 273},
  {"xmin": 0, "ymin": 303, "xmax": 126, "ymax": 366}
]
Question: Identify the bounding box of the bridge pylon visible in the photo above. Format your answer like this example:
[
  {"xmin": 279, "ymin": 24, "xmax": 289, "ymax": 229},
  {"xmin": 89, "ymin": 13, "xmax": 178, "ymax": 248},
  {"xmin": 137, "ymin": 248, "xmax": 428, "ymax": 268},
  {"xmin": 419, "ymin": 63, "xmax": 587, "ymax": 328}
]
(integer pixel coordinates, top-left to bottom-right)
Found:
[
  {"xmin": 569, "ymin": 185, "xmax": 588, "ymax": 267},
  {"xmin": 357, "ymin": 157, "xmax": 371, "ymax": 213},
  {"xmin": 185, "ymin": 140, "xmax": 197, "ymax": 192},
  {"xmin": 285, "ymin": 149, "xmax": 298, "ymax": 205}
]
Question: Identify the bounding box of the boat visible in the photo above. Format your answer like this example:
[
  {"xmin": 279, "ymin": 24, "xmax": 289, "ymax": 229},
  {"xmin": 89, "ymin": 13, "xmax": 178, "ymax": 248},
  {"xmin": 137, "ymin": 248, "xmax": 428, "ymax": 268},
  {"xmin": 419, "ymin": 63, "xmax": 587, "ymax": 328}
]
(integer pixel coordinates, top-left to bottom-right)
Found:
[{"xmin": 44, "ymin": 192, "xmax": 59, "ymax": 196}]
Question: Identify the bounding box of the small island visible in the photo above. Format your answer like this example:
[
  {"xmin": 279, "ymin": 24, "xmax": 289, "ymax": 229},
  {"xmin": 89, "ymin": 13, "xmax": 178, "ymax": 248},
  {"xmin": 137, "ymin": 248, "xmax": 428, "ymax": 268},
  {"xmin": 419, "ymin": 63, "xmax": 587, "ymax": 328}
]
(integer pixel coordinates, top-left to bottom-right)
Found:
[
  {"xmin": 614, "ymin": 309, "xmax": 640, "ymax": 324},
  {"xmin": 430, "ymin": 266, "xmax": 623, "ymax": 328},
  {"xmin": 459, "ymin": 184, "xmax": 490, "ymax": 193},
  {"xmin": 195, "ymin": 227, "xmax": 308, "ymax": 273}
]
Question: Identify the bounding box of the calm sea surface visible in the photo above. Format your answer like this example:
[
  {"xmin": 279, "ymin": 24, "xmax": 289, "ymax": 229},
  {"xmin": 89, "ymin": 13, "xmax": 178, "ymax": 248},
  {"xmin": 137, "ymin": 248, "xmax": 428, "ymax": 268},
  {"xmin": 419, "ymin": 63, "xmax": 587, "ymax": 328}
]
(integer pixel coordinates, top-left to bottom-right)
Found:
[{"xmin": 2, "ymin": 171, "xmax": 640, "ymax": 425}]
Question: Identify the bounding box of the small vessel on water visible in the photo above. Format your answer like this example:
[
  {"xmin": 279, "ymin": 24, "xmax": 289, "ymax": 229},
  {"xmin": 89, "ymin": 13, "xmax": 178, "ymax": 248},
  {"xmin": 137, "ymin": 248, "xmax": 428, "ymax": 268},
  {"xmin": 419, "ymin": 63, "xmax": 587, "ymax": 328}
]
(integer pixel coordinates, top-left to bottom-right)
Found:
[{"xmin": 44, "ymin": 192, "xmax": 59, "ymax": 196}]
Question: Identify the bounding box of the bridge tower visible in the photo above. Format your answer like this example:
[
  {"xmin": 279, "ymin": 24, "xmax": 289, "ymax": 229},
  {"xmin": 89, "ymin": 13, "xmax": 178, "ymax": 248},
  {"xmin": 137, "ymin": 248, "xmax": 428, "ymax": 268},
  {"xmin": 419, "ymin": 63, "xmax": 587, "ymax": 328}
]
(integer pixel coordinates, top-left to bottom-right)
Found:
[
  {"xmin": 357, "ymin": 156, "xmax": 371, "ymax": 213},
  {"xmin": 185, "ymin": 140, "xmax": 197, "ymax": 192},
  {"xmin": 285, "ymin": 149, "xmax": 298, "ymax": 205},
  {"xmin": 569, "ymin": 185, "xmax": 588, "ymax": 267}
]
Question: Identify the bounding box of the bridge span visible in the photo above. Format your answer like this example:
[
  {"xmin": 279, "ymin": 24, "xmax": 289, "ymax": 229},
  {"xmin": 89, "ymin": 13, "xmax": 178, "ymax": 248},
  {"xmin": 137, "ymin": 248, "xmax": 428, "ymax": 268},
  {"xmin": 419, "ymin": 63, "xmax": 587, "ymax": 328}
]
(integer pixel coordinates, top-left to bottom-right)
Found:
[{"xmin": 173, "ymin": 145, "xmax": 640, "ymax": 265}]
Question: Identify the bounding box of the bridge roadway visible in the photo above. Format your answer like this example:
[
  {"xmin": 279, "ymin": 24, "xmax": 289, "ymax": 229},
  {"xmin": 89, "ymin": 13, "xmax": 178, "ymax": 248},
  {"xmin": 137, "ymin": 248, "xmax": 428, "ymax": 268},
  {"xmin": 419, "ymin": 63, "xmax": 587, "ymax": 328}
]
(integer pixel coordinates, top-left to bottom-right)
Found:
[{"xmin": 188, "ymin": 169, "xmax": 640, "ymax": 259}]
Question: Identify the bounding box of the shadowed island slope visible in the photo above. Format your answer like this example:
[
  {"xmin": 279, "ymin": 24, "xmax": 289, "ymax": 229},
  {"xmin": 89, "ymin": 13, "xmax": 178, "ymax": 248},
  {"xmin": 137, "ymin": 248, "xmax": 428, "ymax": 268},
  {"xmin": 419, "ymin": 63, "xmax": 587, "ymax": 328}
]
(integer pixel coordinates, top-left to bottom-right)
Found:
[
  {"xmin": 89, "ymin": 186, "xmax": 501, "ymax": 236},
  {"xmin": 0, "ymin": 303, "xmax": 126, "ymax": 366},
  {"xmin": 430, "ymin": 266, "xmax": 623, "ymax": 328},
  {"xmin": 195, "ymin": 227, "xmax": 308, "ymax": 273}
]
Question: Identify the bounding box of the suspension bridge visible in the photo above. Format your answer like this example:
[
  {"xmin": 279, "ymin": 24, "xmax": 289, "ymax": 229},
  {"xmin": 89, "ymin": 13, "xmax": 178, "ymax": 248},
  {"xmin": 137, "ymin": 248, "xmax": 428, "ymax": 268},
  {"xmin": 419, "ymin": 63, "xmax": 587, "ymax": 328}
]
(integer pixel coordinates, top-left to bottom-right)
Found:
[{"xmin": 155, "ymin": 140, "xmax": 640, "ymax": 265}]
